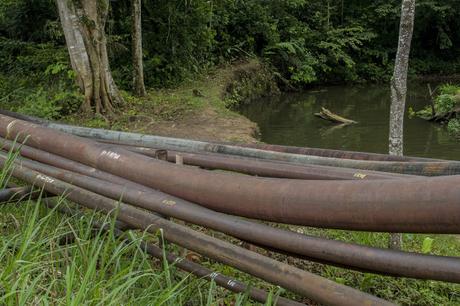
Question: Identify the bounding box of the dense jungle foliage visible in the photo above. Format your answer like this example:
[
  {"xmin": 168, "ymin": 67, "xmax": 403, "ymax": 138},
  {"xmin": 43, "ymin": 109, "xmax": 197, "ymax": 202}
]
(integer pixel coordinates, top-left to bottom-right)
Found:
[
  {"xmin": 0, "ymin": 0, "xmax": 459, "ymax": 117},
  {"xmin": 1, "ymin": 0, "xmax": 460, "ymax": 88}
]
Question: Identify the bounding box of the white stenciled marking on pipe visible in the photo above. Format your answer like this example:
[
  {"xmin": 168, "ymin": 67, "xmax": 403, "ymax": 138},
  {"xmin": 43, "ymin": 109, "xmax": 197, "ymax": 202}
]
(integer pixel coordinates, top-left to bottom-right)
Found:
[
  {"xmin": 37, "ymin": 174, "xmax": 55, "ymax": 184},
  {"xmin": 209, "ymin": 272, "xmax": 219, "ymax": 279},
  {"xmin": 100, "ymin": 150, "xmax": 121, "ymax": 160}
]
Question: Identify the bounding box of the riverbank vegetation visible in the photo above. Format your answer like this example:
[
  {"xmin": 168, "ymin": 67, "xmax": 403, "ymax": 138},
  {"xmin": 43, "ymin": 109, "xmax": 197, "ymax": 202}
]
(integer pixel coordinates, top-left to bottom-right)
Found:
[
  {"xmin": 413, "ymin": 84, "xmax": 460, "ymax": 136},
  {"xmin": 1, "ymin": 0, "xmax": 460, "ymax": 120}
]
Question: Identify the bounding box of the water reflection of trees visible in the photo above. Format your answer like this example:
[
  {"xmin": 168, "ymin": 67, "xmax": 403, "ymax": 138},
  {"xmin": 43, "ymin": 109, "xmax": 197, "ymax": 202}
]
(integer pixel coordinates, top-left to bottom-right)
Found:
[{"xmin": 240, "ymin": 85, "xmax": 460, "ymax": 159}]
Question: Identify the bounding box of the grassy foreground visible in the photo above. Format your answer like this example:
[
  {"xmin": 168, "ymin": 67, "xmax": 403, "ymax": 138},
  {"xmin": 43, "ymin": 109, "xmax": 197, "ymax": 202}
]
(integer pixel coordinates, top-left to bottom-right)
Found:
[
  {"xmin": 0, "ymin": 197, "xmax": 288, "ymax": 306},
  {"xmin": 0, "ymin": 154, "xmax": 459, "ymax": 305},
  {"xmin": 0, "ymin": 149, "xmax": 281, "ymax": 305},
  {"xmin": 1, "ymin": 197, "xmax": 459, "ymax": 305}
]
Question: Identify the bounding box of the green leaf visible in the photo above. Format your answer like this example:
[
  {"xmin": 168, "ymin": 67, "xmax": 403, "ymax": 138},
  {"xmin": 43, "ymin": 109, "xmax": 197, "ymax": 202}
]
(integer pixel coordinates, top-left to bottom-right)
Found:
[{"xmin": 422, "ymin": 237, "xmax": 434, "ymax": 254}]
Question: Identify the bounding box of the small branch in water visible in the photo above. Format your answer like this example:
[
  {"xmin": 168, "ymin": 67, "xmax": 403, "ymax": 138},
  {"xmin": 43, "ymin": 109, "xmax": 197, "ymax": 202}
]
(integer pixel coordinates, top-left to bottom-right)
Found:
[
  {"xmin": 427, "ymin": 83, "xmax": 436, "ymax": 115},
  {"xmin": 315, "ymin": 107, "xmax": 357, "ymax": 125}
]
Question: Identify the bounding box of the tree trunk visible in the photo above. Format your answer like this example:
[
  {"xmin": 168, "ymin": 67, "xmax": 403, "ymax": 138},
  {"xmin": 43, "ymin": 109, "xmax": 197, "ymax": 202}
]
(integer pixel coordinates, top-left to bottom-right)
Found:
[
  {"xmin": 56, "ymin": 0, "xmax": 124, "ymax": 115},
  {"xmin": 132, "ymin": 0, "xmax": 147, "ymax": 97},
  {"xmin": 388, "ymin": 0, "xmax": 416, "ymax": 250}
]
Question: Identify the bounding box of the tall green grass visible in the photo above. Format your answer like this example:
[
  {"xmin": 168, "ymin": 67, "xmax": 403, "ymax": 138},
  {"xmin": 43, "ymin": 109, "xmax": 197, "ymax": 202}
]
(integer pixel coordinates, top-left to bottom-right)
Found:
[
  {"xmin": 0, "ymin": 197, "xmax": 280, "ymax": 305},
  {"xmin": 0, "ymin": 148, "xmax": 277, "ymax": 305},
  {"xmin": 0, "ymin": 147, "xmax": 459, "ymax": 305}
]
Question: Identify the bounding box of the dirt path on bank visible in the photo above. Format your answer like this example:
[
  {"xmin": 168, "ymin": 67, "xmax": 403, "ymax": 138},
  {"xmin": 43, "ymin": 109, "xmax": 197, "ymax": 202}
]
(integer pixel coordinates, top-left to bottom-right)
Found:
[
  {"xmin": 143, "ymin": 106, "xmax": 258, "ymax": 143},
  {"xmin": 69, "ymin": 61, "xmax": 277, "ymax": 143},
  {"xmin": 112, "ymin": 61, "xmax": 277, "ymax": 143}
]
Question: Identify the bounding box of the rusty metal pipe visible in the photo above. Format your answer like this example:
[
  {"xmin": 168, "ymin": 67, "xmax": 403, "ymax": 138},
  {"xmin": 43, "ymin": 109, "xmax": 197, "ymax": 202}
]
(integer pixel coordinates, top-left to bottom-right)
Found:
[
  {"xmin": 0, "ymin": 186, "xmax": 37, "ymax": 203},
  {"xmin": 118, "ymin": 146, "xmax": 414, "ymax": 180},
  {"xmin": 8, "ymin": 152, "xmax": 460, "ymax": 283},
  {"xmin": 1, "ymin": 160, "xmax": 392, "ymax": 306},
  {"xmin": 2, "ymin": 115, "xmax": 459, "ymax": 233},
  {"xmin": 98, "ymin": 137, "xmax": 439, "ymax": 163},
  {"xmin": 0, "ymin": 110, "xmax": 438, "ymax": 163},
  {"xmin": 237, "ymin": 143, "xmax": 440, "ymax": 162},
  {"xmin": 120, "ymin": 141, "xmax": 459, "ymax": 176},
  {"xmin": 43, "ymin": 200, "xmax": 302, "ymax": 306},
  {"xmin": 49, "ymin": 128, "xmax": 460, "ymax": 175},
  {"xmin": 0, "ymin": 138, "xmax": 150, "ymax": 192},
  {"xmin": 11, "ymin": 114, "xmax": 458, "ymax": 176}
]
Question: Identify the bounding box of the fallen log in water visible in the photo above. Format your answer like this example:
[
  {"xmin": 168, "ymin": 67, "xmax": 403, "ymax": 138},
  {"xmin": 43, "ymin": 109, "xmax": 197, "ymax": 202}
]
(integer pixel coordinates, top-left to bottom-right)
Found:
[
  {"xmin": 8, "ymin": 152, "xmax": 460, "ymax": 283},
  {"xmin": 1, "ymin": 159, "xmax": 392, "ymax": 306},
  {"xmin": 1, "ymin": 114, "xmax": 459, "ymax": 232},
  {"xmin": 43, "ymin": 200, "xmax": 302, "ymax": 306},
  {"xmin": 314, "ymin": 107, "xmax": 357, "ymax": 124}
]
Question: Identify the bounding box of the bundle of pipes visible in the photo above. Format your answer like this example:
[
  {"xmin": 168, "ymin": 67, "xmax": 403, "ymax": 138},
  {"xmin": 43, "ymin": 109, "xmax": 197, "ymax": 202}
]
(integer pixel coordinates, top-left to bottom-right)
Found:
[
  {"xmin": 0, "ymin": 137, "xmax": 413, "ymax": 182},
  {"xmin": 109, "ymin": 144, "xmax": 416, "ymax": 180},
  {"xmin": 37, "ymin": 198, "xmax": 302, "ymax": 306},
  {"xmin": 2, "ymin": 114, "xmax": 460, "ymax": 232},
  {"xmin": 2, "ymin": 149, "xmax": 459, "ymax": 283},
  {"xmin": 0, "ymin": 156, "xmax": 391, "ymax": 306},
  {"xmin": 0, "ymin": 109, "xmax": 457, "ymax": 176},
  {"xmin": 0, "ymin": 111, "xmax": 460, "ymax": 305}
]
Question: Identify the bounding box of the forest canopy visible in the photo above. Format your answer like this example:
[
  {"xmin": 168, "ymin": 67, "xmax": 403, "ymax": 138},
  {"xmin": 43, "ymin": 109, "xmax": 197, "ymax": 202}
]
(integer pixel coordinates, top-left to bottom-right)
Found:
[{"xmin": 0, "ymin": 0, "xmax": 459, "ymax": 90}]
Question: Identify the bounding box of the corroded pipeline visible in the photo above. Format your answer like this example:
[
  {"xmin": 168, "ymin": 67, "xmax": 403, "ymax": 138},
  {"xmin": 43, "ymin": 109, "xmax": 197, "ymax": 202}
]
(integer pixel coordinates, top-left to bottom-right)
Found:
[
  {"xmin": 0, "ymin": 109, "xmax": 439, "ymax": 163},
  {"xmin": 11, "ymin": 152, "xmax": 460, "ymax": 283},
  {"xmin": 238, "ymin": 143, "xmax": 440, "ymax": 162},
  {"xmin": 49, "ymin": 127, "xmax": 460, "ymax": 175},
  {"xmin": 2, "ymin": 115, "xmax": 460, "ymax": 233},
  {"xmin": 10, "ymin": 114, "xmax": 459, "ymax": 175},
  {"xmin": 1, "ymin": 161, "xmax": 392, "ymax": 306},
  {"xmin": 43, "ymin": 200, "xmax": 302, "ymax": 306},
  {"xmin": 107, "ymin": 138, "xmax": 460, "ymax": 176},
  {"xmin": 0, "ymin": 138, "xmax": 150, "ymax": 192},
  {"xmin": 0, "ymin": 186, "xmax": 37, "ymax": 203},
  {"xmin": 118, "ymin": 146, "xmax": 414, "ymax": 180}
]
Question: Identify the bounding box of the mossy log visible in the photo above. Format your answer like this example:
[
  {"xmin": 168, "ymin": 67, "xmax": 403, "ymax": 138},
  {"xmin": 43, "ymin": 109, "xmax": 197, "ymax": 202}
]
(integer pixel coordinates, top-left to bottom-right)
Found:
[
  {"xmin": 315, "ymin": 107, "xmax": 357, "ymax": 125},
  {"xmin": 429, "ymin": 108, "xmax": 460, "ymax": 122}
]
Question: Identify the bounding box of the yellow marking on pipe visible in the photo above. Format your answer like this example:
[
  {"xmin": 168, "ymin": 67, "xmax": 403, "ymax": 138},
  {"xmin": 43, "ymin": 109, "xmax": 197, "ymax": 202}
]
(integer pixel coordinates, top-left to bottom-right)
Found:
[
  {"xmin": 162, "ymin": 199, "xmax": 176, "ymax": 206},
  {"xmin": 353, "ymin": 173, "xmax": 367, "ymax": 179}
]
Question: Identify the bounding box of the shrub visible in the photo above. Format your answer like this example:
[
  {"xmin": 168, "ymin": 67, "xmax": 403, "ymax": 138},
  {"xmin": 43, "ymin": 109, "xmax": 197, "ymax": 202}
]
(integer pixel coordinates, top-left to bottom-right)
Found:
[
  {"xmin": 16, "ymin": 89, "xmax": 82, "ymax": 120},
  {"xmin": 447, "ymin": 118, "xmax": 460, "ymax": 136}
]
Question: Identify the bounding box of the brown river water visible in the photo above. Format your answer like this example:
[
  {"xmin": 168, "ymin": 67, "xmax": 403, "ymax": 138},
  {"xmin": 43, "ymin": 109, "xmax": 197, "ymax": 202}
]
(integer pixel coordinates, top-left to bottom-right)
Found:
[{"xmin": 240, "ymin": 83, "xmax": 460, "ymax": 160}]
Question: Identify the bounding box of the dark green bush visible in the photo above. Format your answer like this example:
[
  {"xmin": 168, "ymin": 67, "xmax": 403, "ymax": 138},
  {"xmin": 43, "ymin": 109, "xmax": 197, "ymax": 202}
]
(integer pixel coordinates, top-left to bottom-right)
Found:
[{"xmin": 2, "ymin": 0, "xmax": 460, "ymax": 91}]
